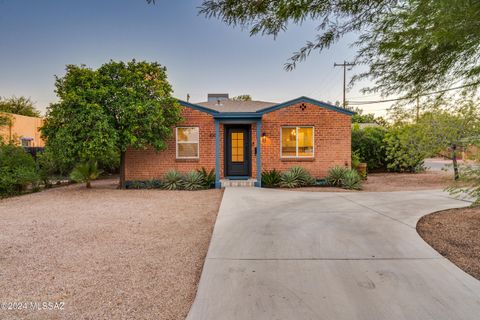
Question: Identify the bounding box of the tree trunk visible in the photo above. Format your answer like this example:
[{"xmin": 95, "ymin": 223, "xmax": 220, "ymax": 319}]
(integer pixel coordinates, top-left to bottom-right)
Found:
[
  {"xmin": 452, "ymin": 144, "xmax": 459, "ymax": 181},
  {"xmin": 119, "ymin": 150, "xmax": 126, "ymax": 189},
  {"xmin": 86, "ymin": 181, "xmax": 91, "ymax": 189}
]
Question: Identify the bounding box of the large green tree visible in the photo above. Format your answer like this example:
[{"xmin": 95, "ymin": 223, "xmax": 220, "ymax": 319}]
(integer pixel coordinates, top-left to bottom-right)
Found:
[
  {"xmin": 0, "ymin": 96, "xmax": 41, "ymax": 117},
  {"xmin": 198, "ymin": 0, "xmax": 480, "ymax": 98},
  {"xmin": 42, "ymin": 60, "xmax": 183, "ymax": 187}
]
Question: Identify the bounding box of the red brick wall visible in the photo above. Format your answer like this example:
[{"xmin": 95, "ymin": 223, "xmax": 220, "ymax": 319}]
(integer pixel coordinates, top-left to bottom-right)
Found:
[
  {"xmin": 125, "ymin": 102, "xmax": 351, "ymax": 181},
  {"xmin": 260, "ymin": 102, "xmax": 351, "ymax": 178},
  {"xmin": 125, "ymin": 107, "xmax": 216, "ymax": 180}
]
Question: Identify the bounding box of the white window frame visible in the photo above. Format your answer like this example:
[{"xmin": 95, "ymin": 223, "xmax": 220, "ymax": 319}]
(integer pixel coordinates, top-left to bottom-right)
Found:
[
  {"xmin": 280, "ymin": 126, "xmax": 315, "ymax": 158},
  {"xmin": 176, "ymin": 127, "xmax": 200, "ymax": 159}
]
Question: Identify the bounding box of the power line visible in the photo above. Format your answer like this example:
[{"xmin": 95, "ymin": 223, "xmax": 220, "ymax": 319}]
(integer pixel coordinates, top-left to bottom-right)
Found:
[
  {"xmin": 334, "ymin": 61, "xmax": 355, "ymax": 108},
  {"xmin": 348, "ymin": 82, "xmax": 479, "ymax": 105}
]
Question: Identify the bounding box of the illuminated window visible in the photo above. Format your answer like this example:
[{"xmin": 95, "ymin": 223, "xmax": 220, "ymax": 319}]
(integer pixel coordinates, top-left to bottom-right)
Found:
[
  {"xmin": 231, "ymin": 132, "xmax": 244, "ymax": 162},
  {"xmin": 176, "ymin": 127, "xmax": 199, "ymax": 159},
  {"xmin": 281, "ymin": 126, "xmax": 314, "ymax": 158}
]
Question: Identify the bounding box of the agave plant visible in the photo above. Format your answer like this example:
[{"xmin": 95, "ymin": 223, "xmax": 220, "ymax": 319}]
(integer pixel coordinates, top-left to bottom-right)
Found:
[
  {"xmin": 183, "ymin": 171, "xmax": 206, "ymax": 191},
  {"xmin": 70, "ymin": 160, "xmax": 102, "ymax": 188},
  {"xmin": 280, "ymin": 171, "xmax": 300, "ymax": 188},
  {"xmin": 326, "ymin": 166, "xmax": 349, "ymax": 187},
  {"xmin": 288, "ymin": 166, "xmax": 316, "ymax": 186},
  {"xmin": 163, "ymin": 170, "xmax": 184, "ymax": 190},
  {"xmin": 342, "ymin": 169, "xmax": 363, "ymax": 190},
  {"xmin": 197, "ymin": 167, "xmax": 216, "ymax": 188},
  {"xmin": 261, "ymin": 169, "xmax": 282, "ymax": 187}
]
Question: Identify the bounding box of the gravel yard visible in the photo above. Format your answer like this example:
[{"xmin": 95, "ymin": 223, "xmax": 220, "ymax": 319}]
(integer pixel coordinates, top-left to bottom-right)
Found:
[
  {"xmin": 0, "ymin": 179, "xmax": 223, "ymax": 320},
  {"xmin": 417, "ymin": 206, "xmax": 480, "ymax": 280}
]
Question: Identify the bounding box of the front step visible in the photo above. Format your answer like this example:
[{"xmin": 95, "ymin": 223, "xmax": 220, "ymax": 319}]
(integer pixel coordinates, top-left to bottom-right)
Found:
[{"xmin": 220, "ymin": 179, "xmax": 257, "ymax": 188}]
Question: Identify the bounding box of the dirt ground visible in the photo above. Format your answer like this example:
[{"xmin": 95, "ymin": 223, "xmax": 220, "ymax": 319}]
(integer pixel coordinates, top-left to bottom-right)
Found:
[
  {"xmin": 294, "ymin": 170, "xmax": 454, "ymax": 192},
  {"xmin": 0, "ymin": 180, "xmax": 223, "ymax": 320},
  {"xmin": 417, "ymin": 206, "xmax": 480, "ymax": 280}
]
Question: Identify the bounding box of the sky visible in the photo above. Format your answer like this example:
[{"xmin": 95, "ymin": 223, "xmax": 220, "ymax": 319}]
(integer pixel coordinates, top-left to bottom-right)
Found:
[{"xmin": 0, "ymin": 0, "xmax": 391, "ymax": 116}]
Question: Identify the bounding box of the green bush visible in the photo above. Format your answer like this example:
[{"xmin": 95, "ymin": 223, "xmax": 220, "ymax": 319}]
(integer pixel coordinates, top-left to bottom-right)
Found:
[
  {"xmin": 384, "ymin": 125, "xmax": 427, "ymax": 172},
  {"xmin": 352, "ymin": 125, "xmax": 388, "ymax": 170},
  {"xmin": 183, "ymin": 171, "xmax": 206, "ymax": 191},
  {"xmin": 280, "ymin": 171, "xmax": 300, "ymax": 188},
  {"xmin": 70, "ymin": 160, "xmax": 102, "ymax": 188},
  {"xmin": 261, "ymin": 169, "xmax": 282, "ymax": 187},
  {"xmin": 0, "ymin": 144, "xmax": 40, "ymax": 197},
  {"xmin": 326, "ymin": 166, "xmax": 349, "ymax": 187},
  {"xmin": 197, "ymin": 167, "xmax": 216, "ymax": 188},
  {"xmin": 342, "ymin": 169, "xmax": 363, "ymax": 190},
  {"xmin": 279, "ymin": 166, "xmax": 315, "ymax": 188},
  {"xmin": 163, "ymin": 170, "xmax": 184, "ymax": 190}
]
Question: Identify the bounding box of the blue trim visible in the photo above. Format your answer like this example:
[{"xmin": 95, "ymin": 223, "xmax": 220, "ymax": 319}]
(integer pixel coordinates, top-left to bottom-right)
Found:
[
  {"xmin": 213, "ymin": 112, "xmax": 263, "ymax": 120},
  {"xmin": 177, "ymin": 99, "xmax": 219, "ymax": 115},
  {"xmin": 214, "ymin": 120, "xmax": 221, "ymax": 188},
  {"xmin": 225, "ymin": 176, "xmax": 249, "ymax": 180},
  {"xmin": 256, "ymin": 120, "xmax": 262, "ymax": 187},
  {"xmin": 256, "ymin": 96, "xmax": 355, "ymax": 116}
]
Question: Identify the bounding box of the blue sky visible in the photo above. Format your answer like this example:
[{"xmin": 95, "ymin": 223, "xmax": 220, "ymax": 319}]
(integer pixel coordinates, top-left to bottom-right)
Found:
[{"xmin": 0, "ymin": 0, "xmax": 389, "ymax": 115}]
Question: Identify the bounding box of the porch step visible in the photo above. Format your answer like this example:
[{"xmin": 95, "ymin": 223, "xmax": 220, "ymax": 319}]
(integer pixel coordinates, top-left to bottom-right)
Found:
[{"xmin": 220, "ymin": 179, "xmax": 257, "ymax": 188}]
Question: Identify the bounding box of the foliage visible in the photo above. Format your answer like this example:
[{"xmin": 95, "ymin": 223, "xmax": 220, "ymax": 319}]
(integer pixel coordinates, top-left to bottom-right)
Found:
[
  {"xmin": 36, "ymin": 151, "xmax": 58, "ymax": 188},
  {"xmin": 446, "ymin": 165, "xmax": 480, "ymax": 205},
  {"xmin": 351, "ymin": 107, "xmax": 387, "ymax": 125},
  {"xmin": 232, "ymin": 94, "xmax": 252, "ymax": 101},
  {"xmin": 279, "ymin": 171, "xmax": 300, "ymax": 188},
  {"xmin": 0, "ymin": 144, "xmax": 40, "ymax": 197},
  {"xmin": 163, "ymin": 170, "xmax": 184, "ymax": 190},
  {"xmin": 342, "ymin": 169, "xmax": 363, "ymax": 190},
  {"xmin": 261, "ymin": 169, "xmax": 282, "ymax": 188},
  {"xmin": 41, "ymin": 60, "xmax": 183, "ymax": 187},
  {"xmin": 326, "ymin": 166, "xmax": 349, "ymax": 187},
  {"xmin": 197, "ymin": 167, "xmax": 216, "ymax": 188},
  {"xmin": 0, "ymin": 96, "xmax": 41, "ymax": 117},
  {"xmin": 183, "ymin": 171, "xmax": 207, "ymax": 191},
  {"xmin": 352, "ymin": 125, "xmax": 388, "ymax": 170},
  {"xmin": 70, "ymin": 161, "xmax": 102, "ymax": 188},
  {"xmin": 279, "ymin": 166, "xmax": 315, "ymax": 188},
  {"xmin": 351, "ymin": 150, "xmax": 361, "ymax": 170},
  {"xmin": 199, "ymin": 0, "xmax": 480, "ymax": 98},
  {"xmin": 384, "ymin": 125, "xmax": 426, "ymax": 173}
]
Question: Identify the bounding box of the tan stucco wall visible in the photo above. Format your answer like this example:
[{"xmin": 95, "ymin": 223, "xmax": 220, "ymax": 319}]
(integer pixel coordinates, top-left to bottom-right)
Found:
[{"xmin": 0, "ymin": 113, "xmax": 44, "ymax": 147}]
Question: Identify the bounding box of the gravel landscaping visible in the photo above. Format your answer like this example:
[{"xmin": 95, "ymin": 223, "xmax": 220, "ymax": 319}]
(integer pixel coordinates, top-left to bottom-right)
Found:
[
  {"xmin": 417, "ymin": 206, "xmax": 480, "ymax": 280},
  {"xmin": 0, "ymin": 179, "xmax": 223, "ymax": 320}
]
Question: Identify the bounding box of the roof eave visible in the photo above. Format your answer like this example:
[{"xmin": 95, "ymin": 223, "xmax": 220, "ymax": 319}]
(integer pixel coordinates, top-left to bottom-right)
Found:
[{"xmin": 257, "ymin": 96, "xmax": 355, "ymax": 116}]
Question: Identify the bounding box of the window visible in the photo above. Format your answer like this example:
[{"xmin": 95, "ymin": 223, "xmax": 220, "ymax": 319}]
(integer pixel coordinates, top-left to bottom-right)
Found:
[
  {"xmin": 281, "ymin": 126, "xmax": 314, "ymax": 158},
  {"xmin": 176, "ymin": 127, "xmax": 199, "ymax": 159},
  {"xmin": 231, "ymin": 132, "xmax": 244, "ymax": 162}
]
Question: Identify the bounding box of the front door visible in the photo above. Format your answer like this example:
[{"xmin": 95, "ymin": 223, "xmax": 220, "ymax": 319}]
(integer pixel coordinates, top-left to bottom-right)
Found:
[{"xmin": 225, "ymin": 125, "xmax": 251, "ymax": 177}]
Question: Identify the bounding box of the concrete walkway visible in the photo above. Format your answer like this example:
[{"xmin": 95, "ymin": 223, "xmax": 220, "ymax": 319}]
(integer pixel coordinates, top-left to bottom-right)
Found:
[{"xmin": 187, "ymin": 188, "xmax": 480, "ymax": 320}]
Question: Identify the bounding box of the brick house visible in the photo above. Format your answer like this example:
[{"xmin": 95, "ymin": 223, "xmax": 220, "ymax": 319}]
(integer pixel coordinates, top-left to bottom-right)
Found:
[{"xmin": 125, "ymin": 95, "xmax": 354, "ymax": 187}]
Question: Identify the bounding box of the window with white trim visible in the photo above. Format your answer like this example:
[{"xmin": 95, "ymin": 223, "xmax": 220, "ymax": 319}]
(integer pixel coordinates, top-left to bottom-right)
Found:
[
  {"xmin": 176, "ymin": 127, "xmax": 199, "ymax": 159},
  {"xmin": 281, "ymin": 126, "xmax": 314, "ymax": 158}
]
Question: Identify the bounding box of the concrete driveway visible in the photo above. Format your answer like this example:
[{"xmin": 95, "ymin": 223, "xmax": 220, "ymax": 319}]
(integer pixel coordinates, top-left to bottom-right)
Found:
[{"xmin": 187, "ymin": 188, "xmax": 480, "ymax": 320}]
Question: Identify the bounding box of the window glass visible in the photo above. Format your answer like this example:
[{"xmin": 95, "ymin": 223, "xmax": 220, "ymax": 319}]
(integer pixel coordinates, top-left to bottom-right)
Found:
[
  {"xmin": 281, "ymin": 127, "xmax": 314, "ymax": 157},
  {"xmin": 281, "ymin": 127, "xmax": 297, "ymax": 157},
  {"xmin": 298, "ymin": 127, "xmax": 314, "ymax": 157},
  {"xmin": 231, "ymin": 132, "xmax": 244, "ymax": 162},
  {"xmin": 177, "ymin": 127, "xmax": 199, "ymax": 158}
]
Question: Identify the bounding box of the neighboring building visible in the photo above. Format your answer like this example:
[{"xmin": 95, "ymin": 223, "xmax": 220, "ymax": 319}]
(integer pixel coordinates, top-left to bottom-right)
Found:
[
  {"xmin": 125, "ymin": 96, "xmax": 354, "ymax": 187},
  {"xmin": 0, "ymin": 113, "xmax": 44, "ymax": 147}
]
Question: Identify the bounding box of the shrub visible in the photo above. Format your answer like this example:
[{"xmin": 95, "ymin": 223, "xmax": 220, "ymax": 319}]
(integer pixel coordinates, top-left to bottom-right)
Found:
[
  {"xmin": 326, "ymin": 166, "xmax": 349, "ymax": 187},
  {"xmin": 280, "ymin": 171, "xmax": 300, "ymax": 188},
  {"xmin": 70, "ymin": 160, "xmax": 102, "ymax": 188},
  {"xmin": 0, "ymin": 144, "xmax": 40, "ymax": 197},
  {"xmin": 261, "ymin": 169, "xmax": 282, "ymax": 187},
  {"xmin": 384, "ymin": 125, "xmax": 427, "ymax": 172},
  {"xmin": 163, "ymin": 170, "xmax": 184, "ymax": 190},
  {"xmin": 342, "ymin": 169, "xmax": 363, "ymax": 190},
  {"xmin": 279, "ymin": 167, "xmax": 315, "ymax": 188},
  {"xmin": 352, "ymin": 125, "xmax": 388, "ymax": 170},
  {"xmin": 351, "ymin": 150, "xmax": 361, "ymax": 170},
  {"xmin": 197, "ymin": 167, "xmax": 216, "ymax": 188},
  {"xmin": 183, "ymin": 171, "xmax": 206, "ymax": 191}
]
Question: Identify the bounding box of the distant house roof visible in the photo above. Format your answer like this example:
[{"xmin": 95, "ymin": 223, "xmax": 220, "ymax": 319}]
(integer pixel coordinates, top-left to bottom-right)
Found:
[
  {"xmin": 178, "ymin": 96, "xmax": 355, "ymax": 117},
  {"xmin": 196, "ymin": 100, "xmax": 276, "ymax": 113}
]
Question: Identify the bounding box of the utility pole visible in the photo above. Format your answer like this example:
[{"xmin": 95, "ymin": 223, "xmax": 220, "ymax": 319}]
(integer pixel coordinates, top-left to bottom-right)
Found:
[{"xmin": 334, "ymin": 61, "xmax": 355, "ymax": 108}]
